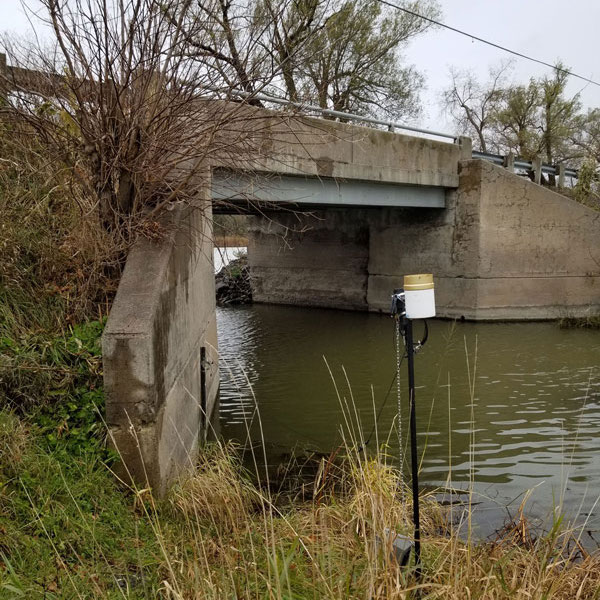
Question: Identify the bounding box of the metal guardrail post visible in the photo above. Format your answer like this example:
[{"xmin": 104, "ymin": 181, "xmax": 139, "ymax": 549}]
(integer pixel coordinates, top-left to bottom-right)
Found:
[
  {"xmin": 532, "ymin": 156, "xmax": 543, "ymax": 185},
  {"xmin": 503, "ymin": 152, "xmax": 515, "ymax": 173},
  {"xmin": 558, "ymin": 164, "xmax": 566, "ymax": 188}
]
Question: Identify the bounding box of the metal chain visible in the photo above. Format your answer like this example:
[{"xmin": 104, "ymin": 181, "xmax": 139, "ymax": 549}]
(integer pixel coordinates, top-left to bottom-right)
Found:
[{"xmin": 395, "ymin": 317, "xmax": 405, "ymax": 500}]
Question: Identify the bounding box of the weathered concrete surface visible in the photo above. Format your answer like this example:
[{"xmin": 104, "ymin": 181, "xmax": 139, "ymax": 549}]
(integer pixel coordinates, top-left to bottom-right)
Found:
[
  {"xmin": 215, "ymin": 112, "xmax": 460, "ymax": 190},
  {"xmin": 248, "ymin": 212, "xmax": 370, "ymax": 310},
  {"xmin": 103, "ymin": 195, "xmax": 219, "ymax": 495},
  {"xmin": 450, "ymin": 160, "xmax": 600, "ymax": 319},
  {"xmin": 248, "ymin": 160, "xmax": 600, "ymax": 319}
]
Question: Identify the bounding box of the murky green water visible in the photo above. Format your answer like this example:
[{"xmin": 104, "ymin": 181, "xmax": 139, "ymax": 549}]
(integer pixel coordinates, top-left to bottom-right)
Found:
[{"xmin": 216, "ymin": 304, "xmax": 600, "ymax": 538}]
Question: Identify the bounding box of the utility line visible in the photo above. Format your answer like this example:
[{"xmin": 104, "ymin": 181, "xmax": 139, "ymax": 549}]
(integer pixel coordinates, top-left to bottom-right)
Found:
[{"xmin": 375, "ymin": 0, "xmax": 600, "ymax": 88}]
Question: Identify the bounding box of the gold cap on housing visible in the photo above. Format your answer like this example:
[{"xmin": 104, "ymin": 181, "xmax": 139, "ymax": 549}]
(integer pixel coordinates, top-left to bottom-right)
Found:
[{"xmin": 403, "ymin": 273, "xmax": 434, "ymax": 291}]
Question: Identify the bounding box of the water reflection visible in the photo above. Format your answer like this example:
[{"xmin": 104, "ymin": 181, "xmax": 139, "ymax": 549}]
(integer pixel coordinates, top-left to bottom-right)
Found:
[{"xmin": 217, "ymin": 304, "xmax": 600, "ymax": 536}]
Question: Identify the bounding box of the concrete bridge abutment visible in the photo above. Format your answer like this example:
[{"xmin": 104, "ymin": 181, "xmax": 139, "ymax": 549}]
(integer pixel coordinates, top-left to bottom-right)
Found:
[
  {"xmin": 102, "ymin": 195, "xmax": 219, "ymax": 496},
  {"xmin": 248, "ymin": 160, "xmax": 600, "ymax": 320}
]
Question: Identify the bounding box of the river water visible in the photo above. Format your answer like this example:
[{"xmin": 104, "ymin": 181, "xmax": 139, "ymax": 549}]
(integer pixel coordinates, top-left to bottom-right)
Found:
[{"xmin": 216, "ymin": 303, "xmax": 600, "ymax": 539}]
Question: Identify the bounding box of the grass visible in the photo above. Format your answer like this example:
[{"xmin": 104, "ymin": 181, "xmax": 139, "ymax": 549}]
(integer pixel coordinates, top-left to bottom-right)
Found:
[
  {"xmin": 213, "ymin": 215, "xmax": 249, "ymax": 248},
  {"xmin": 0, "ymin": 320, "xmax": 109, "ymax": 461},
  {"xmin": 0, "ymin": 119, "xmax": 120, "ymax": 340},
  {"xmin": 214, "ymin": 233, "xmax": 249, "ymax": 247},
  {"xmin": 0, "ymin": 411, "xmax": 164, "ymax": 598},
  {"xmin": 2, "ymin": 407, "xmax": 600, "ymax": 599}
]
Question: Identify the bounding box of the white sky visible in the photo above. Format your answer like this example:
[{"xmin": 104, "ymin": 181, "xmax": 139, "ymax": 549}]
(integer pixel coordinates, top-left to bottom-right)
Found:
[
  {"xmin": 2, "ymin": 0, "xmax": 599, "ymax": 135},
  {"xmin": 406, "ymin": 0, "xmax": 600, "ymax": 130}
]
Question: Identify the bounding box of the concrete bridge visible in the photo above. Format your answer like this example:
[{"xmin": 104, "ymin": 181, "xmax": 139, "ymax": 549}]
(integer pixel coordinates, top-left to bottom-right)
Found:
[
  {"xmin": 209, "ymin": 115, "xmax": 598, "ymax": 320},
  {"xmin": 102, "ymin": 110, "xmax": 600, "ymax": 494},
  {"xmin": 3, "ymin": 51, "xmax": 595, "ymax": 493},
  {"xmin": 210, "ymin": 119, "xmax": 463, "ymax": 211}
]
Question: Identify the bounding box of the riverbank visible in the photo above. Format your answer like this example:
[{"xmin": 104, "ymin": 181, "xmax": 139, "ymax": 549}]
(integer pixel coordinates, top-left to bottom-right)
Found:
[
  {"xmin": 559, "ymin": 315, "xmax": 600, "ymax": 329},
  {"xmin": 2, "ymin": 185, "xmax": 598, "ymax": 597},
  {"xmin": 1, "ymin": 311, "xmax": 599, "ymax": 597},
  {"xmin": 214, "ymin": 234, "xmax": 249, "ymax": 247},
  {"xmin": 215, "ymin": 253, "xmax": 252, "ymax": 305},
  {"xmin": 2, "ymin": 402, "xmax": 600, "ymax": 598}
]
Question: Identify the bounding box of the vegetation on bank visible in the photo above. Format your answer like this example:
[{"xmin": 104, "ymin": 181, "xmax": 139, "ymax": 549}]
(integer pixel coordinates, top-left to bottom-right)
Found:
[
  {"xmin": 2, "ymin": 393, "xmax": 600, "ymax": 598},
  {"xmin": 559, "ymin": 315, "xmax": 600, "ymax": 329},
  {"xmin": 215, "ymin": 255, "xmax": 252, "ymax": 306},
  {"xmin": 213, "ymin": 215, "xmax": 249, "ymax": 248},
  {"xmin": 0, "ymin": 303, "xmax": 597, "ymax": 598}
]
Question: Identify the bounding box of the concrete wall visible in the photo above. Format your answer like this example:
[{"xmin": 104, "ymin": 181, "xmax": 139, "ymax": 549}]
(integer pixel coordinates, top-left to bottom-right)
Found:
[
  {"xmin": 103, "ymin": 197, "xmax": 219, "ymax": 495},
  {"xmin": 452, "ymin": 160, "xmax": 600, "ymax": 319},
  {"xmin": 248, "ymin": 212, "xmax": 370, "ymax": 310},
  {"xmin": 248, "ymin": 160, "xmax": 600, "ymax": 320},
  {"xmin": 216, "ymin": 111, "xmax": 461, "ymax": 189}
]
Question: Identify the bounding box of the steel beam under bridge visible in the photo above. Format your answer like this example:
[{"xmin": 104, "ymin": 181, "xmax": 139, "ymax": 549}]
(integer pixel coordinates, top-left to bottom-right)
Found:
[{"xmin": 211, "ymin": 171, "xmax": 446, "ymax": 212}]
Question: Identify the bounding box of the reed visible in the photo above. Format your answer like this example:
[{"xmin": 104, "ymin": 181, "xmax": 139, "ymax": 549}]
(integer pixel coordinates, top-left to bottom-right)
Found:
[
  {"xmin": 2, "ymin": 324, "xmax": 600, "ymax": 598},
  {"xmin": 558, "ymin": 315, "xmax": 600, "ymax": 329}
]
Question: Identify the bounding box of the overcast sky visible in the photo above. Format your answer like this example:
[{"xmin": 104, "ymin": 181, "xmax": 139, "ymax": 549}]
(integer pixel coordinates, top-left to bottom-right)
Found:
[
  {"xmin": 406, "ymin": 0, "xmax": 600, "ymax": 130},
  {"xmin": 2, "ymin": 0, "xmax": 599, "ymax": 135}
]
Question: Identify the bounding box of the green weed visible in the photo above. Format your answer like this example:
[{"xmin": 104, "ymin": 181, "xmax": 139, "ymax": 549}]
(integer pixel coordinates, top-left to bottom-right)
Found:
[{"xmin": 0, "ymin": 320, "xmax": 110, "ymax": 459}]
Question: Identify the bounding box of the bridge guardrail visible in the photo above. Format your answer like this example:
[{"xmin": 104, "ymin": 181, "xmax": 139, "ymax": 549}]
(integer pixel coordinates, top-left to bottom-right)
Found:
[
  {"xmin": 0, "ymin": 52, "xmax": 581, "ymax": 184},
  {"xmin": 229, "ymin": 87, "xmax": 580, "ymax": 183},
  {"xmin": 472, "ymin": 150, "xmax": 578, "ymax": 182},
  {"xmin": 226, "ymin": 87, "xmax": 458, "ymax": 141}
]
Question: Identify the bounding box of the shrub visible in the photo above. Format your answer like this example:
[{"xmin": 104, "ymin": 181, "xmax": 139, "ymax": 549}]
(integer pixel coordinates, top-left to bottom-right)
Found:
[{"xmin": 0, "ymin": 320, "xmax": 110, "ymax": 459}]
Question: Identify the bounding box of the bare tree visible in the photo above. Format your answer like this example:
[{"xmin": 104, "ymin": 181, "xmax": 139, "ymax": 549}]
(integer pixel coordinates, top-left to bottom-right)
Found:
[
  {"xmin": 0, "ymin": 0, "xmax": 278, "ymax": 243},
  {"xmin": 444, "ymin": 60, "xmax": 588, "ymax": 168},
  {"xmin": 441, "ymin": 62, "xmax": 512, "ymax": 152}
]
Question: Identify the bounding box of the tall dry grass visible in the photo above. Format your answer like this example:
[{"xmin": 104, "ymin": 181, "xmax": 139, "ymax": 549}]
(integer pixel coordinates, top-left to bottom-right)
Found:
[
  {"xmin": 141, "ymin": 356, "xmax": 600, "ymax": 600},
  {"xmin": 151, "ymin": 439, "xmax": 600, "ymax": 599},
  {"xmin": 145, "ymin": 343, "xmax": 600, "ymax": 599},
  {"xmin": 3, "ymin": 368, "xmax": 600, "ymax": 599},
  {"xmin": 0, "ymin": 118, "xmax": 121, "ymax": 336}
]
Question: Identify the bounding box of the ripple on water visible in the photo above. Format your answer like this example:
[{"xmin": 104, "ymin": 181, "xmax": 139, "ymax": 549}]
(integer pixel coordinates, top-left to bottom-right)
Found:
[{"xmin": 216, "ymin": 305, "xmax": 600, "ymax": 532}]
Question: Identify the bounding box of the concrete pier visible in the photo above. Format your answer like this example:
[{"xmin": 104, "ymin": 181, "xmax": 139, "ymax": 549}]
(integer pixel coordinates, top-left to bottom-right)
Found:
[{"xmin": 248, "ymin": 160, "xmax": 600, "ymax": 320}]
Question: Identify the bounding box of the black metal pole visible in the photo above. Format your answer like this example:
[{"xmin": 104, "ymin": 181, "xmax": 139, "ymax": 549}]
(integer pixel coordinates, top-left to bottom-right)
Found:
[{"xmin": 405, "ymin": 318, "xmax": 422, "ymax": 578}]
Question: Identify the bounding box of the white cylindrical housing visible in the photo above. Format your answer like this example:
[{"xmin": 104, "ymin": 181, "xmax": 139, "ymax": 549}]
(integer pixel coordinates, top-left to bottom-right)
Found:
[{"xmin": 404, "ymin": 274, "xmax": 435, "ymax": 319}]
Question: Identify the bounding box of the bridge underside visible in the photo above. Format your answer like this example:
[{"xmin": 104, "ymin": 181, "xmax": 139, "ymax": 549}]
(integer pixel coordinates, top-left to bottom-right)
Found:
[
  {"xmin": 211, "ymin": 171, "xmax": 446, "ymax": 213},
  {"xmin": 244, "ymin": 160, "xmax": 600, "ymax": 320}
]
